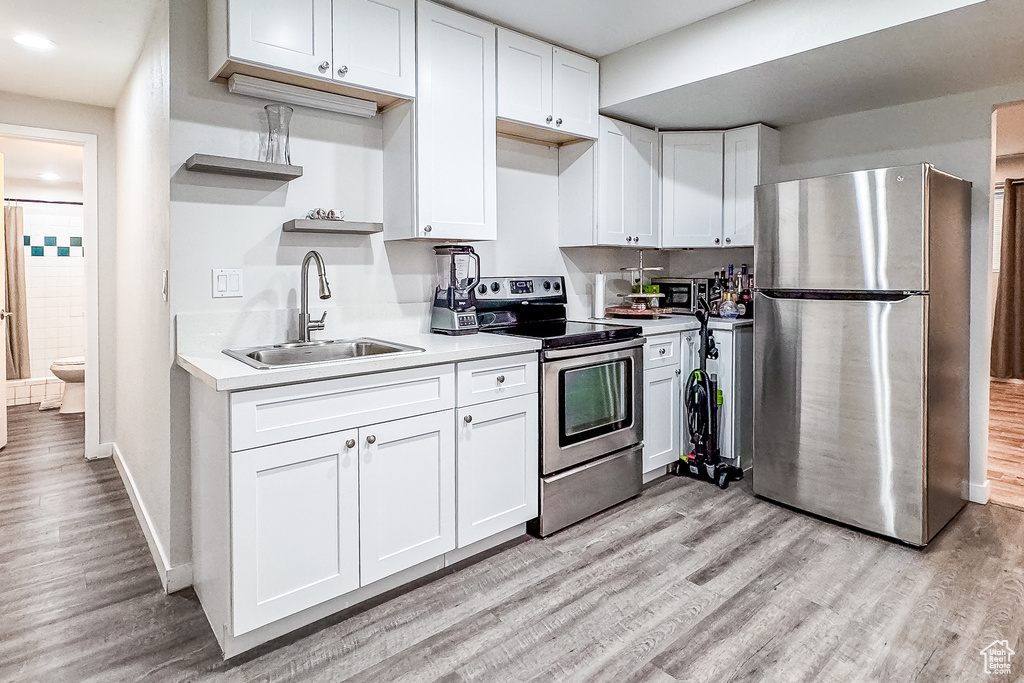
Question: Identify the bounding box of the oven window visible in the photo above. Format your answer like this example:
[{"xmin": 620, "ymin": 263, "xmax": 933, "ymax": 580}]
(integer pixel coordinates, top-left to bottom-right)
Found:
[{"xmin": 560, "ymin": 359, "xmax": 632, "ymax": 445}]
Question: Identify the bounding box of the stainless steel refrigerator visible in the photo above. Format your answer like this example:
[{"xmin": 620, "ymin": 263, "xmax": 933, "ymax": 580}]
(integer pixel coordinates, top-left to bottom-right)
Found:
[{"xmin": 753, "ymin": 163, "xmax": 971, "ymax": 546}]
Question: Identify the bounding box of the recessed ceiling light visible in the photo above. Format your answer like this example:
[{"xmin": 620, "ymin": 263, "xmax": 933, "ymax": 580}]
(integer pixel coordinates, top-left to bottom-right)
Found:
[
  {"xmin": 14, "ymin": 34, "xmax": 56, "ymax": 51},
  {"xmin": 38, "ymin": 172, "xmax": 60, "ymax": 182}
]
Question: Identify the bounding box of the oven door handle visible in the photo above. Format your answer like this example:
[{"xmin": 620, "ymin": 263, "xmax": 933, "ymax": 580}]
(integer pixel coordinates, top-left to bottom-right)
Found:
[{"xmin": 542, "ymin": 337, "xmax": 646, "ymax": 361}]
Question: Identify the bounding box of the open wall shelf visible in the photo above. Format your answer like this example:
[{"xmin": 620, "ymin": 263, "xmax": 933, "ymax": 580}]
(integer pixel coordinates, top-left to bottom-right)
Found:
[
  {"xmin": 185, "ymin": 154, "xmax": 303, "ymax": 181},
  {"xmin": 283, "ymin": 219, "xmax": 383, "ymax": 235}
]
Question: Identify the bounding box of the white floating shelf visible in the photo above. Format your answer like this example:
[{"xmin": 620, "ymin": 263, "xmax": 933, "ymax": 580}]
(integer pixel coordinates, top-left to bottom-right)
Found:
[
  {"xmin": 185, "ymin": 153, "xmax": 303, "ymax": 181},
  {"xmin": 283, "ymin": 219, "xmax": 383, "ymax": 235}
]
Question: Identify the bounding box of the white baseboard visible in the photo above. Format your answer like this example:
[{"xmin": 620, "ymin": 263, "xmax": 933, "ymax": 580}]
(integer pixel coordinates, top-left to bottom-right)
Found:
[
  {"xmin": 86, "ymin": 441, "xmax": 113, "ymax": 460},
  {"xmin": 970, "ymin": 479, "xmax": 991, "ymax": 504},
  {"xmin": 111, "ymin": 442, "xmax": 193, "ymax": 593}
]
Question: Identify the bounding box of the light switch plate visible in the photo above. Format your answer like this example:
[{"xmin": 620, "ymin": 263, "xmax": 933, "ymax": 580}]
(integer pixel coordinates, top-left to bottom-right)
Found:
[{"xmin": 212, "ymin": 269, "xmax": 243, "ymax": 298}]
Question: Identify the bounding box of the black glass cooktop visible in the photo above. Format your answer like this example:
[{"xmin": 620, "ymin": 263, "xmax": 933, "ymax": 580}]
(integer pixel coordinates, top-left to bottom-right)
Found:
[{"xmin": 487, "ymin": 320, "xmax": 641, "ymax": 349}]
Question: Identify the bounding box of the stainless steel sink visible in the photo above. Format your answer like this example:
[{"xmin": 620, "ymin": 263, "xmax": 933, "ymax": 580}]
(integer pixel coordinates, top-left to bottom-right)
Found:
[{"xmin": 223, "ymin": 337, "xmax": 424, "ymax": 370}]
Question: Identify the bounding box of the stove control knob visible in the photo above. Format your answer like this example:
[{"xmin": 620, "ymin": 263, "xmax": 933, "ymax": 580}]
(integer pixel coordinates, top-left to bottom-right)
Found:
[
  {"xmin": 491, "ymin": 282, "xmax": 501, "ymax": 293},
  {"xmin": 478, "ymin": 284, "xmax": 487, "ymax": 295},
  {"xmin": 543, "ymin": 280, "xmax": 551, "ymax": 290},
  {"xmin": 553, "ymin": 281, "xmax": 561, "ymax": 291}
]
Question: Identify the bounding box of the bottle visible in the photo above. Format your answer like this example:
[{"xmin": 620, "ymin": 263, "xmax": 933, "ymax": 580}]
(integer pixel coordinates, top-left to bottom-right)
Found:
[
  {"xmin": 740, "ymin": 264, "xmax": 753, "ymax": 317},
  {"xmin": 720, "ymin": 264, "xmax": 740, "ymax": 318},
  {"xmin": 709, "ymin": 271, "xmax": 722, "ymax": 316},
  {"xmin": 726, "ymin": 264, "xmax": 738, "ymax": 302}
]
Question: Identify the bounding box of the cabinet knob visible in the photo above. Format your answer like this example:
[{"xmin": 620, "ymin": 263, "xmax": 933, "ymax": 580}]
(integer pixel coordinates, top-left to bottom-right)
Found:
[
  {"xmin": 626, "ymin": 236, "xmax": 633, "ymax": 243},
  {"xmin": 318, "ymin": 61, "xmax": 330, "ymax": 73},
  {"xmin": 423, "ymin": 225, "xmax": 432, "ymax": 233},
  {"xmin": 496, "ymin": 375, "xmax": 505, "ymax": 384},
  {"xmin": 546, "ymin": 115, "xmax": 553, "ymax": 123},
  {"xmin": 676, "ymin": 368, "xmax": 682, "ymax": 375},
  {"xmin": 464, "ymin": 415, "xmax": 473, "ymax": 424},
  {"xmin": 345, "ymin": 438, "xmax": 356, "ymax": 449},
  {"xmin": 714, "ymin": 238, "xmax": 721, "ymax": 244},
  {"xmin": 366, "ymin": 435, "xmax": 376, "ymax": 445},
  {"xmin": 725, "ymin": 237, "xmax": 732, "ymax": 244},
  {"xmin": 338, "ymin": 65, "xmax": 349, "ymax": 77},
  {"xmin": 659, "ymin": 348, "xmax": 666, "ymax": 355},
  {"xmin": 555, "ymin": 118, "xmax": 563, "ymax": 126}
]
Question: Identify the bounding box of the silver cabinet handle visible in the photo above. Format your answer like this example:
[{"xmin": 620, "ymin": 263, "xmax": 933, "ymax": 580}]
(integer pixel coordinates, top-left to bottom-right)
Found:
[
  {"xmin": 725, "ymin": 237, "xmax": 732, "ymax": 244},
  {"xmin": 464, "ymin": 415, "xmax": 473, "ymax": 423},
  {"xmin": 659, "ymin": 348, "xmax": 666, "ymax": 355},
  {"xmin": 496, "ymin": 375, "xmax": 505, "ymax": 384},
  {"xmin": 625, "ymin": 236, "xmax": 632, "ymax": 243},
  {"xmin": 366, "ymin": 435, "xmax": 376, "ymax": 445},
  {"xmin": 555, "ymin": 118, "xmax": 562, "ymax": 126},
  {"xmin": 545, "ymin": 115, "xmax": 553, "ymax": 123},
  {"xmin": 338, "ymin": 65, "xmax": 348, "ymax": 77},
  {"xmin": 318, "ymin": 61, "xmax": 330, "ymax": 73},
  {"xmin": 423, "ymin": 225, "xmax": 432, "ymax": 233},
  {"xmin": 676, "ymin": 368, "xmax": 682, "ymax": 375},
  {"xmin": 345, "ymin": 438, "xmax": 356, "ymax": 449},
  {"xmin": 714, "ymin": 238, "xmax": 721, "ymax": 244}
]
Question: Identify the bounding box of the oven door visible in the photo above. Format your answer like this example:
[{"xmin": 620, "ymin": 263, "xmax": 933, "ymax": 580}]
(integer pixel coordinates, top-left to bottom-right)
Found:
[{"xmin": 541, "ymin": 339, "xmax": 644, "ymax": 475}]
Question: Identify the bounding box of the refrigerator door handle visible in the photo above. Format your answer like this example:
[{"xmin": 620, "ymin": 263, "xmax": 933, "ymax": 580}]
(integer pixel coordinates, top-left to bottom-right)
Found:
[{"xmin": 755, "ymin": 289, "xmax": 921, "ymax": 302}]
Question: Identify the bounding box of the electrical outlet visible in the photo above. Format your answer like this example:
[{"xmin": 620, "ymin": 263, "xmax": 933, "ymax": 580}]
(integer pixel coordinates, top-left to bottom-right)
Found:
[{"xmin": 212, "ymin": 269, "xmax": 243, "ymax": 298}]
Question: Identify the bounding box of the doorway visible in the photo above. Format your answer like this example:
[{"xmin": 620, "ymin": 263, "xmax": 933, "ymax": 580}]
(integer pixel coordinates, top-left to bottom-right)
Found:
[
  {"xmin": 0, "ymin": 124, "xmax": 100, "ymax": 457},
  {"xmin": 988, "ymin": 101, "xmax": 1024, "ymax": 511}
]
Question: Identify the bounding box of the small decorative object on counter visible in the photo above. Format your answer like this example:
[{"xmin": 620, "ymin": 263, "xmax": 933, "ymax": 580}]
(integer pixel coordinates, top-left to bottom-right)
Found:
[
  {"xmin": 305, "ymin": 208, "xmax": 345, "ymax": 220},
  {"xmin": 262, "ymin": 104, "xmax": 293, "ymax": 165},
  {"xmin": 593, "ymin": 272, "xmax": 607, "ymax": 318},
  {"xmin": 615, "ymin": 250, "xmax": 665, "ymax": 316}
]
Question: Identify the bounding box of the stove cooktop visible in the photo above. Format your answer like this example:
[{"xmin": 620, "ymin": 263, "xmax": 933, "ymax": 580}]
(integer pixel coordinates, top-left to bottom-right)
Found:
[{"xmin": 486, "ymin": 320, "xmax": 641, "ymax": 349}]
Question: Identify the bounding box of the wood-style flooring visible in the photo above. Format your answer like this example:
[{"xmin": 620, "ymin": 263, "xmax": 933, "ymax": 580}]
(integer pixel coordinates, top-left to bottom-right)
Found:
[
  {"xmin": 3, "ymin": 404, "xmax": 1024, "ymax": 682},
  {"xmin": 989, "ymin": 379, "xmax": 1024, "ymax": 511}
]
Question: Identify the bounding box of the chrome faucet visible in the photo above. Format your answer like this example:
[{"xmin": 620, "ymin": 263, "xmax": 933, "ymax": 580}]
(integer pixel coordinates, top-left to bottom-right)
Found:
[{"xmin": 299, "ymin": 250, "xmax": 332, "ymax": 342}]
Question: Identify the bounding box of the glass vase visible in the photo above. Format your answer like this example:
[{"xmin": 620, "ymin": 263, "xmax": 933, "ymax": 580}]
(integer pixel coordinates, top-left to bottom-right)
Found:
[{"xmin": 262, "ymin": 104, "xmax": 293, "ymax": 165}]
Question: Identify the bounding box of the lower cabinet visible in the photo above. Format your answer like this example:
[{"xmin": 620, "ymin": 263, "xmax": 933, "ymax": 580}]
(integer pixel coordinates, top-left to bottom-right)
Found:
[
  {"xmin": 231, "ymin": 431, "xmax": 361, "ymax": 635},
  {"xmin": 456, "ymin": 394, "xmax": 538, "ymax": 547},
  {"xmin": 642, "ymin": 364, "xmax": 681, "ymax": 473},
  {"xmin": 359, "ymin": 411, "xmax": 456, "ymax": 585}
]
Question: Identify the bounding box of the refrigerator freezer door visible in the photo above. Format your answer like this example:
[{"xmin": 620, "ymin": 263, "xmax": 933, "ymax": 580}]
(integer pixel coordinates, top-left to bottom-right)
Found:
[
  {"xmin": 755, "ymin": 164, "xmax": 928, "ymax": 292},
  {"xmin": 753, "ymin": 292, "xmax": 927, "ymax": 544}
]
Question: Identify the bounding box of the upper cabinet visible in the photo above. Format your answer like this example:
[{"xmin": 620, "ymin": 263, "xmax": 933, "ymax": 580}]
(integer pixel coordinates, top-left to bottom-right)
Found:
[
  {"xmin": 559, "ymin": 116, "xmax": 659, "ymax": 248},
  {"xmin": 496, "ymin": 29, "xmax": 599, "ymax": 144},
  {"xmin": 662, "ymin": 124, "xmax": 779, "ymax": 249},
  {"xmin": 382, "ymin": 1, "xmax": 497, "ymax": 241},
  {"xmin": 209, "ymin": 0, "xmax": 416, "ymax": 106}
]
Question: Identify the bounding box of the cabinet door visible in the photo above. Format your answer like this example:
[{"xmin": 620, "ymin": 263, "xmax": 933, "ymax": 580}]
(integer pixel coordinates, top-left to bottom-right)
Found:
[
  {"xmin": 706, "ymin": 329, "xmax": 734, "ymax": 462},
  {"xmin": 629, "ymin": 124, "xmax": 660, "ymax": 248},
  {"xmin": 416, "ymin": 2, "xmax": 497, "ymax": 240},
  {"xmin": 552, "ymin": 48, "xmax": 599, "ymax": 139},
  {"xmin": 228, "ymin": 0, "xmax": 333, "ymax": 77},
  {"xmin": 457, "ymin": 395, "xmax": 538, "ymax": 547},
  {"xmin": 596, "ymin": 117, "xmax": 630, "ymax": 246},
  {"xmin": 661, "ymin": 132, "xmax": 724, "ymax": 248},
  {"xmin": 496, "ymin": 29, "xmax": 552, "ymax": 130},
  {"xmin": 723, "ymin": 126, "xmax": 761, "ymax": 248},
  {"xmin": 680, "ymin": 329, "xmax": 700, "ymax": 455},
  {"xmin": 359, "ymin": 411, "xmax": 456, "ymax": 584},
  {"xmin": 231, "ymin": 431, "xmax": 360, "ymax": 635},
  {"xmin": 332, "ymin": 0, "xmax": 415, "ymax": 97},
  {"xmin": 643, "ymin": 365, "xmax": 680, "ymax": 473}
]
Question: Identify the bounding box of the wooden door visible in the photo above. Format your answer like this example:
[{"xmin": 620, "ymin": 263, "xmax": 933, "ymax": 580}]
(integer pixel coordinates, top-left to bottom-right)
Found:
[
  {"xmin": 0, "ymin": 153, "xmax": 6, "ymax": 449},
  {"xmin": 661, "ymin": 131, "xmax": 724, "ymax": 248},
  {"xmin": 231, "ymin": 430, "xmax": 360, "ymax": 635},
  {"xmin": 496, "ymin": 28, "xmax": 552, "ymax": 130},
  {"xmin": 332, "ymin": 0, "xmax": 415, "ymax": 96},
  {"xmin": 359, "ymin": 410, "xmax": 456, "ymax": 584},
  {"xmin": 228, "ymin": 0, "xmax": 334, "ymax": 78},
  {"xmin": 456, "ymin": 395, "xmax": 538, "ymax": 547}
]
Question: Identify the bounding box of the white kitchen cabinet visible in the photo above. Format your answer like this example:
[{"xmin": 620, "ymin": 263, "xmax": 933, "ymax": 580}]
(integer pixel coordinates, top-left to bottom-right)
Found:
[
  {"xmin": 231, "ymin": 430, "xmax": 360, "ymax": 634},
  {"xmin": 332, "ymin": 0, "xmax": 415, "ymax": 97},
  {"xmin": 643, "ymin": 360, "xmax": 681, "ymax": 473},
  {"xmin": 209, "ymin": 0, "xmax": 415, "ymax": 102},
  {"xmin": 704, "ymin": 324, "xmax": 753, "ymax": 468},
  {"xmin": 561, "ymin": 116, "xmax": 658, "ymax": 247},
  {"xmin": 661, "ymin": 124, "xmax": 779, "ymax": 249},
  {"xmin": 496, "ymin": 29, "xmax": 599, "ymax": 142},
  {"xmin": 383, "ymin": 1, "xmax": 497, "ymax": 240},
  {"xmin": 359, "ymin": 410, "xmax": 456, "ymax": 585},
  {"xmin": 456, "ymin": 395, "xmax": 538, "ymax": 547}
]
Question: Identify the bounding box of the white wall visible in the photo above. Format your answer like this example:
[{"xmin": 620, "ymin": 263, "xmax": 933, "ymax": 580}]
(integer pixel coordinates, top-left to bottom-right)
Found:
[
  {"xmin": 114, "ymin": 0, "xmax": 177, "ymax": 578},
  {"xmin": 775, "ymin": 80, "xmax": 1024, "ymax": 502},
  {"xmin": 0, "ymin": 92, "xmax": 116, "ymax": 444}
]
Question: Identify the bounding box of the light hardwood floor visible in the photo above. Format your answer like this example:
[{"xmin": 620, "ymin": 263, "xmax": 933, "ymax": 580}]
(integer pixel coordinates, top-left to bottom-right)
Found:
[
  {"xmin": 2, "ymin": 404, "xmax": 1023, "ymax": 682},
  {"xmin": 989, "ymin": 379, "xmax": 1024, "ymax": 511}
]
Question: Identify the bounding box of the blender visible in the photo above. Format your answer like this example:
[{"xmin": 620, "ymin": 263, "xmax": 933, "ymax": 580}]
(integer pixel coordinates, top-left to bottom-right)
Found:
[{"xmin": 430, "ymin": 245, "xmax": 481, "ymax": 335}]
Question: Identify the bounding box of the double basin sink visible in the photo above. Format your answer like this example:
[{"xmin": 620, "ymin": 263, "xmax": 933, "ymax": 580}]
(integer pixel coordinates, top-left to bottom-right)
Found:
[{"xmin": 224, "ymin": 337, "xmax": 424, "ymax": 370}]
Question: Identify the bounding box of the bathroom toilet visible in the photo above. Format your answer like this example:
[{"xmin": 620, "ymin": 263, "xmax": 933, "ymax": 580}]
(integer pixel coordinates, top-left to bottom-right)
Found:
[{"xmin": 49, "ymin": 357, "xmax": 85, "ymax": 414}]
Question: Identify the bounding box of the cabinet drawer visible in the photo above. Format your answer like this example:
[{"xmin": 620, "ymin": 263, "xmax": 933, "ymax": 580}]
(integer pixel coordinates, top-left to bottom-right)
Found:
[
  {"xmin": 456, "ymin": 353, "xmax": 538, "ymax": 406},
  {"xmin": 644, "ymin": 333, "xmax": 681, "ymax": 369},
  {"xmin": 231, "ymin": 364, "xmax": 455, "ymax": 451}
]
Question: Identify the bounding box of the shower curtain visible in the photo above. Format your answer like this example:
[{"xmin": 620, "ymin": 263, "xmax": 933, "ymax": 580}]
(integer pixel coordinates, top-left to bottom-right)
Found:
[
  {"xmin": 992, "ymin": 179, "xmax": 1024, "ymax": 380},
  {"xmin": 3, "ymin": 205, "xmax": 30, "ymax": 380}
]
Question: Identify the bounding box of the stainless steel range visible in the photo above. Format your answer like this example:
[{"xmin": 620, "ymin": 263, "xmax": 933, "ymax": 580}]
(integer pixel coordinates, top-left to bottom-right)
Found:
[{"xmin": 476, "ymin": 276, "xmax": 645, "ymax": 537}]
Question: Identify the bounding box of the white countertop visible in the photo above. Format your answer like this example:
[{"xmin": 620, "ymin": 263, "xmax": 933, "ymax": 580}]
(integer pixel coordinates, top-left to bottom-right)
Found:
[
  {"xmin": 177, "ymin": 332, "xmax": 542, "ymax": 392},
  {"xmin": 589, "ymin": 314, "xmax": 752, "ymax": 336}
]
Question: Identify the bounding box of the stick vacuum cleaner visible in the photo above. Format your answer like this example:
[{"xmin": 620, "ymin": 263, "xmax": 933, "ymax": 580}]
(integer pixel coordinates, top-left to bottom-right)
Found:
[{"xmin": 673, "ymin": 299, "xmax": 744, "ymax": 490}]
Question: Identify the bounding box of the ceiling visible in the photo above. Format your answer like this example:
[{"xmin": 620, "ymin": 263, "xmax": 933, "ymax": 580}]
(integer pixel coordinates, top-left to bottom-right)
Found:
[
  {"xmin": 0, "ymin": 136, "xmax": 83, "ymax": 183},
  {"xmin": 440, "ymin": 0, "xmax": 754, "ymax": 57},
  {"xmin": 601, "ymin": 0, "xmax": 1024, "ymax": 130},
  {"xmin": 0, "ymin": 0, "xmax": 161, "ymax": 108}
]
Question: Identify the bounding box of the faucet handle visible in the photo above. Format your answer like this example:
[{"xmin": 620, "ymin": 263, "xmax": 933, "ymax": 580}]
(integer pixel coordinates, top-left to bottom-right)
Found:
[{"xmin": 309, "ymin": 311, "xmax": 327, "ymax": 331}]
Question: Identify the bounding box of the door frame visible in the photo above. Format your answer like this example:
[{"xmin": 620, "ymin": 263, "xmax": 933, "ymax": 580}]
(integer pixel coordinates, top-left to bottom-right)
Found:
[{"xmin": 0, "ymin": 123, "xmax": 103, "ymax": 459}]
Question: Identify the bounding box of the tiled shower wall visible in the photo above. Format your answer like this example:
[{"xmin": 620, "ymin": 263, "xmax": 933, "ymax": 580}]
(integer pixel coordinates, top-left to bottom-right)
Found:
[{"xmin": 17, "ymin": 202, "xmax": 86, "ymax": 381}]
